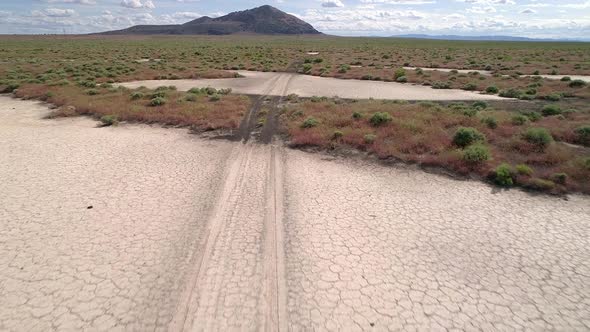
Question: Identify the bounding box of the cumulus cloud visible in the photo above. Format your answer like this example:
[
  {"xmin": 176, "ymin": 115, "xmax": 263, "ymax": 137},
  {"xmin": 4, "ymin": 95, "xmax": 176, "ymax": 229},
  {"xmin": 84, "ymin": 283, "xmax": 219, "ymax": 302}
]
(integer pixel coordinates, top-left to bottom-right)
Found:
[
  {"xmin": 42, "ymin": 0, "xmax": 96, "ymax": 5},
  {"xmin": 520, "ymin": 8, "xmax": 536, "ymax": 14},
  {"xmin": 360, "ymin": 0, "xmax": 435, "ymax": 4},
  {"xmin": 120, "ymin": 0, "xmax": 155, "ymax": 9},
  {"xmin": 322, "ymin": 0, "xmax": 345, "ymax": 7},
  {"xmin": 32, "ymin": 8, "xmax": 77, "ymax": 17}
]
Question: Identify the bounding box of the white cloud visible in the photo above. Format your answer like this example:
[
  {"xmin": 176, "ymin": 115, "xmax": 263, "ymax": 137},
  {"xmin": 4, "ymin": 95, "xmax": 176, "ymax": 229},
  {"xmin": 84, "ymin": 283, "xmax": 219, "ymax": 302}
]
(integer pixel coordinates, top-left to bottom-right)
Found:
[
  {"xmin": 32, "ymin": 8, "xmax": 77, "ymax": 17},
  {"xmin": 120, "ymin": 0, "xmax": 155, "ymax": 9},
  {"xmin": 360, "ymin": 0, "xmax": 435, "ymax": 4},
  {"xmin": 42, "ymin": 0, "xmax": 96, "ymax": 5},
  {"xmin": 322, "ymin": 0, "xmax": 345, "ymax": 7},
  {"xmin": 467, "ymin": 6, "xmax": 496, "ymax": 13}
]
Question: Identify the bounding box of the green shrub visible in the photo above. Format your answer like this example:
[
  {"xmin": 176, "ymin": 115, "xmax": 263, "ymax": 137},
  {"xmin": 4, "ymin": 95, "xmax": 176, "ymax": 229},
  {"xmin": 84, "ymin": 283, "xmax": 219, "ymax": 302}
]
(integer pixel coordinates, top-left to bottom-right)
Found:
[
  {"xmin": 394, "ymin": 68, "xmax": 406, "ymax": 79},
  {"xmin": 453, "ymin": 127, "xmax": 485, "ymax": 147},
  {"xmin": 100, "ymin": 115, "xmax": 117, "ymax": 126},
  {"xmin": 462, "ymin": 83, "xmax": 477, "ymax": 91},
  {"xmin": 352, "ymin": 111, "xmax": 362, "ymax": 119},
  {"xmin": 85, "ymin": 89, "xmax": 99, "ymax": 95},
  {"xmin": 332, "ymin": 130, "xmax": 343, "ymax": 139},
  {"xmin": 209, "ymin": 94, "xmax": 220, "ymax": 102},
  {"xmin": 185, "ymin": 94, "xmax": 197, "ymax": 102},
  {"xmin": 131, "ymin": 92, "xmax": 144, "ymax": 100},
  {"xmin": 485, "ymin": 86, "xmax": 499, "ymax": 94},
  {"xmin": 525, "ymin": 178, "xmax": 555, "ymax": 191},
  {"xmin": 541, "ymin": 105, "xmax": 562, "ymax": 116},
  {"xmin": 463, "ymin": 144, "xmax": 490, "ymax": 163},
  {"xmin": 516, "ymin": 164, "xmax": 533, "ymax": 176},
  {"xmin": 396, "ymin": 76, "xmax": 408, "ymax": 83},
  {"xmin": 551, "ymin": 173, "xmax": 567, "ymax": 185},
  {"xmin": 499, "ymin": 88, "xmax": 522, "ymax": 98},
  {"xmin": 494, "ymin": 163, "xmax": 514, "ymax": 186},
  {"xmin": 511, "ymin": 114, "xmax": 528, "ymax": 126},
  {"xmin": 369, "ymin": 112, "xmax": 393, "ymax": 126},
  {"xmin": 301, "ymin": 116, "xmax": 319, "ymax": 128},
  {"xmin": 522, "ymin": 111, "xmax": 542, "ymax": 122},
  {"xmin": 574, "ymin": 125, "xmax": 590, "ymax": 145},
  {"xmin": 432, "ymin": 81, "xmax": 451, "ymax": 89},
  {"xmin": 481, "ymin": 116, "xmax": 498, "ymax": 129},
  {"xmin": 219, "ymin": 88, "xmax": 232, "ymax": 95},
  {"xmin": 472, "ymin": 101, "xmax": 488, "ymax": 109},
  {"xmin": 569, "ymin": 79, "xmax": 587, "ymax": 88},
  {"xmin": 560, "ymin": 76, "xmax": 571, "ymax": 81},
  {"xmin": 151, "ymin": 90, "xmax": 167, "ymax": 98},
  {"xmin": 523, "ymin": 128, "xmax": 553, "ymax": 149},
  {"xmin": 149, "ymin": 97, "xmax": 166, "ymax": 106},
  {"xmin": 545, "ymin": 93, "xmax": 562, "ymax": 101},
  {"xmin": 188, "ymin": 87, "xmax": 205, "ymax": 94},
  {"xmin": 364, "ymin": 133, "xmax": 376, "ymax": 144}
]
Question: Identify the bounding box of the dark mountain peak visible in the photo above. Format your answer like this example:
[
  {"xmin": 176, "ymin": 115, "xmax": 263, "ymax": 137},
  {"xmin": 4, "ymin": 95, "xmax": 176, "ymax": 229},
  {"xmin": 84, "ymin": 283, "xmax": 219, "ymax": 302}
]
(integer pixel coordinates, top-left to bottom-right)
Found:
[{"xmin": 98, "ymin": 5, "xmax": 320, "ymax": 35}]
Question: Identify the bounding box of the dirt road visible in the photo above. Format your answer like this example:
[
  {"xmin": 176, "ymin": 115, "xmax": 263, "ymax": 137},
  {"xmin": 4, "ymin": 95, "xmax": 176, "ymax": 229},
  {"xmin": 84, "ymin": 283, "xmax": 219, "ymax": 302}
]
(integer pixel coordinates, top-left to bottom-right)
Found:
[{"xmin": 1, "ymin": 95, "xmax": 589, "ymax": 331}]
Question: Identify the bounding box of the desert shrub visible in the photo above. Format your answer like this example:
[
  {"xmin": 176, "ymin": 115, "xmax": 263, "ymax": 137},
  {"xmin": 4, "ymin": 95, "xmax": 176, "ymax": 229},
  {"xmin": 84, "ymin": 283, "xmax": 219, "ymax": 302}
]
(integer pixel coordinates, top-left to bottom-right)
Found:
[
  {"xmin": 525, "ymin": 178, "xmax": 555, "ymax": 191},
  {"xmin": 149, "ymin": 97, "xmax": 166, "ymax": 106},
  {"xmin": 338, "ymin": 64, "xmax": 350, "ymax": 73},
  {"xmin": 131, "ymin": 91, "xmax": 144, "ymax": 100},
  {"xmin": 85, "ymin": 89, "xmax": 99, "ymax": 95},
  {"xmin": 516, "ymin": 164, "xmax": 533, "ymax": 176},
  {"xmin": 151, "ymin": 90, "xmax": 167, "ymax": 98},
  {"xmin": 485, "ymin": 86, "xmax": 499, "ymax": 94},
  {"xmin": 545, "ymin": 93, "xmax": 562, "ymax": 101},
  {"xmin": 332, "ymin": 130, "xmax": 344, "ymax": 140},
  {"xmin": 453, "ymin": 127, "xmax": 485, "ymax": 147},
  {"xmin": 481, "ymin": 116, "xmax": 498, "ymax": 129},
  {"xmin": 370, "ymin": 112, "xmax": 393, "ymax": 126},
  {"xmin": 394, "ymin": 68, "xmax": 406, "ymax": 79},
  {"xmin": 551, "ymin": 173, "xmax": 567, "ymax": 185},
  {"xmin": 499, "ymin": 88, "xmax": 522, "ymax": 98},
  {"xmin": 462, "ymin": 108, "xmax": 478, "ymax": 117},
  {"xmin": 100, "ymin": 115, "xmax": 117, "ymax": 126},
  {"xmin": 185, "ymin": 94, "xmax": 197, "ymax": 102},
  {"xmin": 463, "ymin": 83, "xmax": 477, "ymax": 91},
  {"xmin": 209, "ymin": 94, "xmax": 221, "ymax": 102},
  {"xmin": 569, "ymin": 79, "xmax": 587, "ymax": 88},
  {"xmin": 463, "ymin": 144, "xmax": 490, "ymax": 163},
  {"xmin": 2, "ymin": 83, "xmax": 20, "ymax": 92},
  {"xmin": 188, "ymin": 87, "xmax": 204, "ymax": 94},
  {"xmin": 301, "ymin": 116, "xmax": 319, "ymax": 128},
  {"xmin": 560, "ymin": 76, "xmax": 571, "ymax": 81},
  {"xmin": 523, "ymin": 128, "xmax": 553, "ymax": 149},
  {"xmin": 364, "ymin": 133, "xmax": 376, "ymax": 144},
  {"xmin": 352, "ymin": 111, "xmax": 362, "ymax": 119},
  {"xmin": 302, "ymin": 64, "xmax": 312, "ymax": 73},
  {"xmin": 574, "ymin": 125, "xmax": 590, "ymax": 145},
  {"xmin": 522, "ymin": 111, "xmax": 542, "ymax": 122},
  {"xmin": 432, "ymin": 81, "xmax": 451, "ymax": 89},
  {"xmin": 396, "ymin": 76, "xmax": 408, "ymax": 83},
  {"xmin": 541, "ymin": 105, "xmax": 562, "ymax": 116},
  {"xmin": 494, "ymin": 163, "xmax": 514, "ymax": 186},
  {"xmin": 361, "ymin": 75, "xmax": 373, "ymax": 80},
  {"xmin": 472, "ymin": 101, "xmax": 488, "ymax": 109},
  {"xmin": 511, "ymin": 114, "xmax": 528, "ymax": 126}
]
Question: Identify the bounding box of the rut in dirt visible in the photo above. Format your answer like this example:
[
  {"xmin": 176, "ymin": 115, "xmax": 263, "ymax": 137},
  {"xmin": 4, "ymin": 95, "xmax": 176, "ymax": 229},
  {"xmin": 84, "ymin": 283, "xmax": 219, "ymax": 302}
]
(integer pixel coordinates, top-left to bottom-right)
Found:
[{"xmin": 169, "ymin": 74, "xmax": 291, "ymax": 331}]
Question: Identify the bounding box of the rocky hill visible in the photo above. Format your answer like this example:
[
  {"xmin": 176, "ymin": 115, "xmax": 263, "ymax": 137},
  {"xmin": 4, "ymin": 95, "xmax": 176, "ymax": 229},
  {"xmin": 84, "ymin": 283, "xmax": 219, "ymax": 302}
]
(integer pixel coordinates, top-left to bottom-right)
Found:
[{"xmin": 99, "ymin": 5, "xmax": 321, "ymax": 35}]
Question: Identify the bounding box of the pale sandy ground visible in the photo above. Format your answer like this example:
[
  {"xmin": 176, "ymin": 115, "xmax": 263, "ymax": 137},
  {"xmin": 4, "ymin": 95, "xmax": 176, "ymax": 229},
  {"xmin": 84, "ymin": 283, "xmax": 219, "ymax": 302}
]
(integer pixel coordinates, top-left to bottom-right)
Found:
[
  {"xmin": 404, "ymin": 66, "xmax": 590, "ymax": 82},
  {"xmin": 118, "ymin": 71, "xmax": 507, "ymax": 101},
  {"xmin": 1, "ymin": 96, "xmax": 589, "ymax": 331}
]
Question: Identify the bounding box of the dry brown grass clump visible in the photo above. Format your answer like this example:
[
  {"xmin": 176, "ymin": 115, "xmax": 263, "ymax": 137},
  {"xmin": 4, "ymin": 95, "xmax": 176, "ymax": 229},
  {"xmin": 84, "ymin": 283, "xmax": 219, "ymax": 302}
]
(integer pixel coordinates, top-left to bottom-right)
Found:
[
  {"xmin": 15, "ymin": 84, "xmax": 250, "ymax": 131},
  {"xmin": 282, "ymin": 99, "xmax": 590, "ymax": 194}
]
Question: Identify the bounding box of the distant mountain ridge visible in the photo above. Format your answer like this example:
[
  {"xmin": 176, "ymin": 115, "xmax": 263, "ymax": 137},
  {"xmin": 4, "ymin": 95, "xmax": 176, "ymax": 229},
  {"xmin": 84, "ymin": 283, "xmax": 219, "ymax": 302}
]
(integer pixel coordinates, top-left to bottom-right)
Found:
[
  {"xmin": 98, "ymin": 5, "xmax": 321, "ymax": 35},
  {"xmin": 392, "ymin": 34, "xmax": 589, "ymax": 42}
]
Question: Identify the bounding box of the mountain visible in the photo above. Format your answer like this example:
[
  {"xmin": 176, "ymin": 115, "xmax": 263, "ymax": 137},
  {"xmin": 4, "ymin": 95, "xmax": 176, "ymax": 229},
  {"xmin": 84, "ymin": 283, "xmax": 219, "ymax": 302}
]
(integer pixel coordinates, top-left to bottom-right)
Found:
[
  {"xmin": 98, "ymin": 5, "xmax": 321, "ymax": 35},
  {"xmin": 391, "ymin": 34, "xmax": 589, "ymax": 42}
]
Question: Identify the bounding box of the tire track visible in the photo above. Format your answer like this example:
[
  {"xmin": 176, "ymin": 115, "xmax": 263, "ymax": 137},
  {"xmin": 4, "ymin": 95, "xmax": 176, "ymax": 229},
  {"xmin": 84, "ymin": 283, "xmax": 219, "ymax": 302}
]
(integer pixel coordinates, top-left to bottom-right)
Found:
[{"xmin": 170, "ymin": 74, "xmax": 291, "ymax": 331}]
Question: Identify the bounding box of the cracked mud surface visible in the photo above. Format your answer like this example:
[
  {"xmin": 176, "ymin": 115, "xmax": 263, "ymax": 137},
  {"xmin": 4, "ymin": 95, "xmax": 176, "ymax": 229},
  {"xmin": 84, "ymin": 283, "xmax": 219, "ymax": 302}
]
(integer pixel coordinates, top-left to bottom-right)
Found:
[
  {"xmin": 119, "ymin": 71, "xmax": 507, "ymax": 101},
  {"xmin": 1, "ymin": 95, "xmax": 589, "ymax": 331},
  {"xmin": 283, "ymin": 151, "xmax": 590, "ymax": 331}
]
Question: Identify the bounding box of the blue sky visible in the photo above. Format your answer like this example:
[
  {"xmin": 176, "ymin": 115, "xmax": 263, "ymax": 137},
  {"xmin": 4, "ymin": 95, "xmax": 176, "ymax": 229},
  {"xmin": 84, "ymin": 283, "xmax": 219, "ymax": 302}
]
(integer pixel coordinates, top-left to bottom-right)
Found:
[{"xmin": 1, "ymin": 0, "xmax": 589, "ymax": 38}]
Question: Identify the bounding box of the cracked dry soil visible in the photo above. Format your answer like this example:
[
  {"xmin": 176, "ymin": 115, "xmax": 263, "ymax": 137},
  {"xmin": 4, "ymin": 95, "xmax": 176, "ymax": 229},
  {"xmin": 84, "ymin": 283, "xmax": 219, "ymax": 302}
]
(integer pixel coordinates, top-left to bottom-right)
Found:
[{"xmin": 1, "ymin": 96, "xmax": 589, "ymax": 331}]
